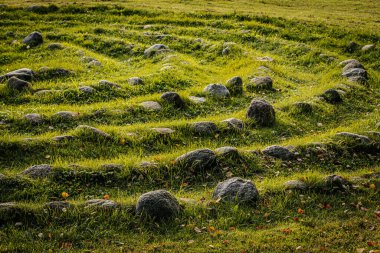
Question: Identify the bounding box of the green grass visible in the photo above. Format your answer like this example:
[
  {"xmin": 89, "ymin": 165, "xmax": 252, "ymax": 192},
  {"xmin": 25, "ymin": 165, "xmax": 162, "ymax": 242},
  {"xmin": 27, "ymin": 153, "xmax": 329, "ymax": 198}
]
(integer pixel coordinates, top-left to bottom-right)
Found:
[{"xmin": 0, "ymin": 0, "xmax": 379, "ymax": 252}]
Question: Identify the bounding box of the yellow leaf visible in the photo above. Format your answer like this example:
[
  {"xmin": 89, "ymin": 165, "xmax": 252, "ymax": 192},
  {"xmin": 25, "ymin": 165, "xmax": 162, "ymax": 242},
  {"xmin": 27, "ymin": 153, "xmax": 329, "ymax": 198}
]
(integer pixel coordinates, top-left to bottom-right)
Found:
[{"xmin": 61, "ymin": 192, "xmax": 69, "ymax": 199}]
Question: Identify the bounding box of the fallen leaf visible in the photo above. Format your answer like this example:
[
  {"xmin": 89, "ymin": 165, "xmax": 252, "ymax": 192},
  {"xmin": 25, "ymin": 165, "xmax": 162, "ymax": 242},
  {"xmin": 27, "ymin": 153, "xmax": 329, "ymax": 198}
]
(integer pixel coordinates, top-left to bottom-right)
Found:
[
  {"xmin": 61, "ymin": 192, "xmax": 69, "ymax": 199},
  {"xmin": 297, "ymin": 208, "xmax": 305, "ymax": 214},
  {"xmin": 281, "ymin": 228, "xmax": 292, "ymax": 234},
  {"xmin": 103, "ymin": 194, "xmax": 110, "ymax": 200}
]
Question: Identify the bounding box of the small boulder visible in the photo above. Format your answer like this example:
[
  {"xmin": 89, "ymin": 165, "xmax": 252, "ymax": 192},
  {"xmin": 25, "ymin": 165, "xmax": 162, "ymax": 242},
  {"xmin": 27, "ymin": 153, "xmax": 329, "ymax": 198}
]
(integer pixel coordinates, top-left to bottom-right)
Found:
[
  {"xmin": 79, "ymin": 86, "xmax": 95, "ymax": 94},
  {"xmin": 362, "ymin": 44, "xmax": 375, "ymax": 52},
  {"xmin": 24, "ymin": 113, "xmax": 43, "ymax": 124},
  {"xmin": 262, "ymin": 145, "xmax": 294, "ymax": 160},
  {"xmin": 284, "ymin": 180, "xmax": 308, "ymax": 190},
  {"xmin": 175, "ymin": 149, "xmax": 217, "ymax": 171},
  {"xmin": 246, "ymin": 99, "xmax": 275, "ymax": 126},
  {"xmin": 151, "ymin": 127, "xmax": 175, "ymax": 135},
  {"xmin": 128, "ymin": 77, "xmax": 144, "ymax": 85},
  {"xmin": 325, "ymin": 175, "xmax": 351, "ymax": 190},
  {"xmin": 21, "ymin": 164, "xmax": 52, "ymax": 179},
  {"xmin": 226, "ymin": 76, "xmax": 243, "ymax": 95},
  {"xmin": 342, "ymin": 61, "xmax": 365, "ymax": 72},
  {"xmin": 161, "ymin": 92, "xmax": 185, "ymax": 108},
  {"xmin": 22, "ymin": 31, "xmax": 43, "ymax": 47},
  {"xmin": 221, "ymin": 118, "xmax": 244, "ymax": 130},
  {"xmin": 136, "ymin": 190, "xmax": 181, "ymax": 221},
  {"xmin": 215, "ymin": 146, "xmax": 239, "ymax": 157},
  {"xmin": 36, "ymin": 67, "xmax": 72, "ymax": 79},
  {"xmin": 99, "ymin": 80, "xmax": 120, "ymax": 89},
  {"xmin": 348, "ymin": 76, "xmax": 368, "ymax": 85},
  {"xmin": 7, "ymin": 77, "xmax": 31, "ymax": 91},
  {"xmin": 222, "ymin": 46, "xmax": 231, "ymax": 55},
  {"xmin": 0, "ymin": 68, "xmax": 34, "ymax": 82},
  {"xmin": 213, "ymin": 177, "xmax": 259, "ymax": 204},
  {"xmin": 257, "ymin": 56, "xmax": 274, "ymax": 62},
  {"xmin": 87, "ymin": 60, "xmax": 102, "ymax": 67},
  {"xmin": 144, "ymin": 44, "xmax": 168, "ymax": 57},
  {"xmin": 52, "ymin": 135, "xmax": 76, "ymax": 142},
  {"xmin": 339, "ymin": 59, "xmax": 360, "ymax": 66},
  {"xmin": 342, "ymin": 68, "xmax": 367, "ymax": 79},
  {"xmin": 54, "ymin": 111, "xmax": 79, "ymax": 119},
  {"xmin": 250, "ymin": 76, "xmax": 273, "ymax": 90},
  {"xmin": 85, "ymin": 199, "xmax": 118, "ymax": 209},
  {"xmin": 203, "ymin": 84, "xmax": 230, "ymax": 97},
  {"xmin": 189, "ymin": 96, "xmax": 206, "ymax": 104},
  {"xmin": 45, "ymin": 201, "xmax": 71, "ymax": 210},
  {"xmin": 192, "ymin": 121, "xmax": 218, "ymax": 135},
  {"xmin": 75, "ymin": 125, "xmax": 112, "ymax": 140},
  {"xmin": 321, "ymin": 89, "xmax": 342, "ymax": 104},
  {"xmin": 139, "ymin": 101, "xmax": 162, "ymax": 111},
  {"xmin": 335, "ymin": 132, "xmax": 371, "ymax": 143}
]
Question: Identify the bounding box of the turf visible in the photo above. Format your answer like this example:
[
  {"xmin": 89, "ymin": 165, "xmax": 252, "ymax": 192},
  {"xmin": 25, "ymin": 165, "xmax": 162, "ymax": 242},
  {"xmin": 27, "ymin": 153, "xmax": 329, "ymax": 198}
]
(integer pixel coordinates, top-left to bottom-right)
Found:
[{"xmin": 0, "ymin": 1, "xmax": 379, "ymax": 252}]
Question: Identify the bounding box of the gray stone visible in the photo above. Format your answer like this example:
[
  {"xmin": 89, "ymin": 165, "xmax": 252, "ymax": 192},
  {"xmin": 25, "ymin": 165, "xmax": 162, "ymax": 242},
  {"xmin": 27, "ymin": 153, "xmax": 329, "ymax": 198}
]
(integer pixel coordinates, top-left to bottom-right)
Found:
[
  {"xmin": 0, "ymin": 68, "xmax": 34, "ymax": 82},
  {"xmin": 175, "ymin": 148, "xmax": 217, "ymax": 171},
  {"xmin": 362, "ymin": 44, "xmax": 375, "ymax": 51},
  {"xmin": 246, "ymin": 99, "xmax": 275, "ymax": 127},
  {"xmin": 257, "ymin": 66, "xmax": 272, "ymax": 72},
  {"xmin": 257, "ymin": 56, "xmax": 274, "ymax": 62},
  {"xmin": 81, "ymin": 56, "xmax": 97, "ymax": 63},
  {"xmin": 99, "ymin": 80, "xmax": 120, "ymax": 88},
  {"xmin": 213, "ymin": 177, "xmax": 259, "ymax": 204},
  {"xmin": 136, "ymin": 190, "xmax": 181, "ymax": 221},
  {"xmin": 226, "ymin": 76, "xmax": 243, "ymax": 95},
  {"xmin": 348, "ymin": 76, "xmax": 368, "ymax": 84},
  {"xmin": 151, "ymin": 127, "xmax": 175, "ymax": 135},
  {"xmin": 221, "ymin": 118, "xmax": 244, "ymax": 130},
  {"xmin": 342, "ymin": 61, "xmax": 364, "ymax": 72},
  {"xmin": 85, "ymin": 199, "xmax": 118, "ymax": 209},
  {"xmin": 250, "ymin": 76, "xmax": 273, "ymax": 90},
  {"xmin": 203, "ymin": 84, "xmax": 230, "ymax": 97},
  {"xmin": 21, "ymin": 164, "xmax": 52, "ymax": 179},
  {"xmin": 215, "ymin": 146, "xmax": 238, "ymax": 156},
  {"xmin": 54, "ymin": 111, "xmax": 79, "ymax": 119},
  {"xmin": 139, "ymin": 161, "xmax": 159, "ymax": 169},
  {"xmin": 222, "ymin": 46, "xmax": 231, "ymax": 55},
  {"xmin": 161, "ymin": 92, "xmax": 185, "ymax": 108},
  {"xmin": 339, "ymin": 59, "xmax": 360, "ymax": 66},
  {"xmin": 101, "ymin": 163, "xmax": 124, "ymax": 172},
  {"xmin": 192, "ymin": 121, "xmax": 218, "ymax": 135},
  {"xmin": 45, "ymin": 201, "xmax": 71, "ymax": 210},
  {"xmin": 262, "ymin": 145, "xmax": 294, "ymax": 160},
  {"xmin": 7, "ymin": 77, "xmax": 31, "ymax": 91},
  {"xmin": 87, "ymin": 60, "xmax": 102, "ymax": 67},
  {"xmin": 335, "ymin": 132, "xmax": 371, "ymax": 143},
  {"xmin": 139, "ymin": 101, "xmax": 162, "ymax": 111},
  {"xmin": 24, "ymin": 113, "xmax": 43, "ymax": 124},
  {"xmin": 52, "ymin": 135, "xmax": 76, "ymax": 142},
  {"xmin": 79, "ymin": 86, "xmax": 95, "ymax": 94},
  {"xmin": 47, "ymin": 43, "xmax": 63, "ymax": 50},
  {"xmin": 293, "ymin": 102, "xmax": 312, "ymax": 113},
  {"xmin": 322, "ymin": 89, "xmax": 342, "ymax": 104},
  {"xmin": 284, "ymin": 180, "xmax": 308, "ymax": 190},
  {"xmin": 342, "ymin": 68, "xmax": 367, "ymax": 79},
  {"xmin": 128, "ymin": 77, "xmax": 144, "ymax": 85},
  {"xmin": 189, "ymin": 96, "xmax": 206, "ymax": 104},
  {"xmin": 325, "ymin": 175, "xmax": 350, "ymax": 190},
  {"xmin": 144, "ymin": 44, "xmax": 168, "ymax": 57},
  {"xmin": 75, "ymin": 125, "xmax": 112, "ymax": 139},
  {"xmin": 36, "ymin": 67, "xmax": 72, "ymax": 79},
  {"xmin": 34, "ymin": 90, "xmax": 59, "ymax": 96},
  {"xmin": 22, "ymin": 31, "xmax": 43, "ymax": 47}
]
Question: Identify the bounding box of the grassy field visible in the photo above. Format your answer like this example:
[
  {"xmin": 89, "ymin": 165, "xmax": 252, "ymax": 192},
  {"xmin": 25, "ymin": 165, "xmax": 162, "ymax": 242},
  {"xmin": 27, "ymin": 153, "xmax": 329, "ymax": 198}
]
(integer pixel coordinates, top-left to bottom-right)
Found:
[{"xmin": 0, "ymin": 0, "xmax": 379, "ymax": 252}]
